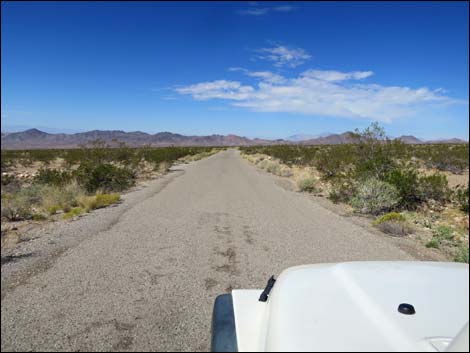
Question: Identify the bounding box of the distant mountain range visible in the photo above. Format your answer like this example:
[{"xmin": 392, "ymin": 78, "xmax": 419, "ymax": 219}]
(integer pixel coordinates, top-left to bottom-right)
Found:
[
  {"xmin": 287, "ymin": 132, "xmax": 334, "ymax": 141},
  {"xmin": 0, "ymin": 129, "xmax": 467, "ymax": 150}
]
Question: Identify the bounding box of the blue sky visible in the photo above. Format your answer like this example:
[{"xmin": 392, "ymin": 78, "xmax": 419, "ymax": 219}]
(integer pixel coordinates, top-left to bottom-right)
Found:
[{"xmin": 1, "ymin": 1, "xmax": 469, "ymax": 140}]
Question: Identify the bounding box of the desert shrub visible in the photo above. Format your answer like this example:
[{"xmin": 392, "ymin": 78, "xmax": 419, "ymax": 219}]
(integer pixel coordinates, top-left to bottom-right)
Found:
[
  {"xmin": 0, "ymin": 185, "xmax": 44, "ymax": 221},
  {"xmin": 297, "ymin": 176, "xmax": 320, "ymax": 193},
  {"xmin": 1, "ymin": 174, "xmax": 21, "ymax": 193},
  {"xmin": 373, "ymin": 212, "xmax": 406, "ymax": 224},
  {"xmin": 418, "ymin": 174, "xmax": 450, "ymax": 203},
  {"xmin": 350, "ymin": 178, "xmax": 400, "ymax": 215},
  {"xmin": 32, "ymin": 213, "xmax": 47, "ymax": 221},
  {"xmin": 353, "ymin": 123, "xmax": 401, "ymax": 180},
  {"xmin": 156, "ymin": 161, "xmax": 171, "ymax": 174},
  {"xmin": 76, "ymin": 195, "xmax": 97, "ymax": 212},
  {"xmin": 426, "ymin": 225, "xmax": 456, "ymax": 249},
  {"xmin": 257, "ymin": 159, "xmax": 270, "ymax": 170},
  {"xmin": 454, "ymin": 186, "xmax": 469, "ymax": 213},
  {"xmin": 315, "ymin": 144, "xmax": 356, "ymax": 180},
  {"xmin": 63, "ymin": 207, "xmax": 85, "ymax": 220},
  {"xmin": 74, "ymin": 162, "xmax": 135, "ymax": 193},
  {"xmin": 328, "ymin": 180, "xmax": 357, "ymax": 203},
  {"xmin": 77, "ymin": 192, "xmax": 120, "ymax": 211},
  {"xmin": 1, "ymin": 173, "xmax": 15, "ymax": 186},
  {"xmin": 375, "ymin": 221, "xmax": 412, "ymax": 236},
  {"xmin": 94, "ymin": 193, "xmax": 120, "ymax": 208},
  {"xmin": 384, "ymin": 169, "xmax": 421, "ymax": 209},
  {"xmin": 418, "ymin": 144, "xmax": 469, "ymax": 174},
  {"xmin": 39, "ymin": 183, "xmax": 84, "ymax": 214},
  {"xmin": 433, "ymin": 225, "xmax": 454, "ymax": 241},
  {"xmin": 34, "ymin": 168, "xmax": 73, "ymax": 186},
  {"xmin": 373, "ymin": 212, "xmax": 412, "ymax": 236},
  {"xmin": 454, "ymin": 245, "xmax": 469, "ymax": 263},
  {"xmin": 280, "ymin": 166, "xmax": 293, "ymax": 177},
  {"xmin": 426, "ymin": 239, "xmax": 440, "ymax": 248},
  {"xmin": 266, "ymin": 161, "xmax": 283, "ymax": 176}
]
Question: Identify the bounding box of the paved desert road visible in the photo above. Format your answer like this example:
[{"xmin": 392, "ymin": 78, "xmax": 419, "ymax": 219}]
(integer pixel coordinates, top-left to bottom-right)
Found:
[{"xmin": 1, "ymin": 149, "xmax": 414, "ymax": 351}]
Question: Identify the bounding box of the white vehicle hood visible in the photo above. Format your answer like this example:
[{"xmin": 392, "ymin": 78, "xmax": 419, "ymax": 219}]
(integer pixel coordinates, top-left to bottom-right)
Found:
[{"xmin": 232, "ymin": 261, "xmax": 469, "ymax": 352}]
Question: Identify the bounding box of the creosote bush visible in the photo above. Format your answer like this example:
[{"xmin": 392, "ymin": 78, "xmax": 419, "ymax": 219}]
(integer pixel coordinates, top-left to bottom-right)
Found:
[
  {"xmin": 34, "ymin": 168, "xmax": 72, "ymax": 186},
  {"xmin": 297, "ymin": 176, "xmax": 320, "ymax": 193},
  {"xmin": 350, "ymin": 178, "xmax": 400, "ymax": 215},
  {"xmin": 74, "ymin": 162, "xmax": 136, "ymax": 193}
]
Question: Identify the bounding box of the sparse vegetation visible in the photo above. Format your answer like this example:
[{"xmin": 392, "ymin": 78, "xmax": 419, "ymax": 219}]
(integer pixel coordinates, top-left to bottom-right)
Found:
[
  {"xmin": 241, "ymin": 123, "xmax": 468, "ymax": 262},
  {"xmin": 1, "ymin": 143, "xmax": 221, "ymax": 229}
]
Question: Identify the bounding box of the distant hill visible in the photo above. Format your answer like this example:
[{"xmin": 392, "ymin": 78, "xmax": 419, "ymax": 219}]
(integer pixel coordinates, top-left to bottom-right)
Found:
[
  {"xmin": 299, "ymin": 132, "xmax": 359, "ymax": 145},
  {"xmin": 396, "ymin": 135, "xmax": 424, "ymax": 144},
  {"xmin": 425, "ymin": 138, "xmax": 468, "ymax": 144},
  {"xmin": 1, "ymin": 129, "xmax": 467, "ymax": 150},
  {"xmin": 0, "ymin": 129, "xmax": 279, "ymax": 149},
  {"xmin": 395, "ymin": 135, "xmax": 468, "ymax": 144},
  {"xmin": 287, "ymin": 132, "xmax": 333, "ymax": 141}
]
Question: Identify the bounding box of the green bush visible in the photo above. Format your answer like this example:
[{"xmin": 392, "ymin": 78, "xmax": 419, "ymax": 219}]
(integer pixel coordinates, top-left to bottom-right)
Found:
[
  {"xmin": 34, "ymin": 168, "xmax": 72, "ymax": 186},
  {"xmin": 426, "ymin": 239, "xmax": 440, "ymax": 248},
  {"xmin": 74, "ymin": 162, "xmax": 136, "ymax": 193},
  {"xmin": 350, "ymin": 178, "xmax": 400, "ymax": 215},
  {"xmin": 433, "ymin": 225, "xmax": 454, "ymax": 241},
  {"xmin": 454, "ymin": 186, "xmax": 469, "ymax": 213},
  {"xmin": 418, "ymin": 174, "xmax": 450, "ymax": 203},
  {"xmin": 384, "ymin": 169, "xmax": 421, "ymax": 209},
  {"xmin": 454, "ymin": 245, "xmax": 469, "ymax": 263}
]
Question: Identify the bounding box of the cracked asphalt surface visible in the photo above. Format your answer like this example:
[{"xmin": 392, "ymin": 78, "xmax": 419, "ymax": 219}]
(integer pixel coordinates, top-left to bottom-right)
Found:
[{"xmin": 1, "ymin": 149, "xmax": 414, "ymax": 351}]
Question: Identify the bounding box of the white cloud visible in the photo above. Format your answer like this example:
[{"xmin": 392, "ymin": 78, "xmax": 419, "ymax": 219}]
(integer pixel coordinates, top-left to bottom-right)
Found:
[
  {"xmin": 175, "ymin": 80, "xmax": 254, "ymax": 101},
  {"xmin": 176, "ymin": 69, "xmax": 461, "ymax": 122},
  {"xmin": 273, "ymin": 5, "xmax": 296, "ymax": 12},
  {"xmin": 239, "ymin": 3, "xmax": 296, "ymax": 16},
  {"xmin": 238, "ymin": 8, "xmax": 269, "ymax": 16},
  {"xmin": 256, "ymin": 45, "xmax": 311, "ymax": 68},
  {"xmin": 302, "ymin": 70, "xmax": 374, "ymax": 81},
  {"xmin": 229, "ymin": 67, "xmax": 285, "ymax": 84},
  {"xmin": 246, "ymin": 71, "xmax": 286, "ymax": 84}
]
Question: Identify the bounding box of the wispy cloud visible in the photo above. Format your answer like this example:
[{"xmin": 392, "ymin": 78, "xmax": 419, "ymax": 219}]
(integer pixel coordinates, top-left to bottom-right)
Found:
[
  {"xmin": 273, "ymin": 5, "xmax": 296, "ymax": 12},
  {"xmin": 239, "ymin": 3, "xmax": 296, "ymax": 16},
  {"xmin": 255, "ymin": 45, "xmax": 311, "ymax": 68},
  {"xmin": 176, "ymin": 68, "xmax": 463, "ymax": 122},
  {"xmin": 175, "ymin": 80, "xmax": 254, "ymax": 101},
  {"xmin": 302, "ymin": 70, "xmax": 374, "ymax": 82},
  {"xmin": 239, "ymin": 7, "xmax": 270, "ymax": 16}
]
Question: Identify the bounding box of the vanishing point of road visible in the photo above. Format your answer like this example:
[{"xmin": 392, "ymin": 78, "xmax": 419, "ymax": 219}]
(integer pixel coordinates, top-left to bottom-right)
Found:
[{"xmin": 1, "ymin": 149, "xmax": 414, "ymax": 351}]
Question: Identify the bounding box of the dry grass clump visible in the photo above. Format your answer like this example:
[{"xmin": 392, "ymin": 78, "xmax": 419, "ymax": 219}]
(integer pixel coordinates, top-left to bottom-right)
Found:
[
  {"xmin": 297, "ymin": 175, "xmax": 320, "ymax": 193},
  {"xmin": 77, "ymin": 192, "xmax": 120, "ymax": 212},
  {"xmin": 373, "ymin": 212, "xmax": 414, "ymax": 237}
]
